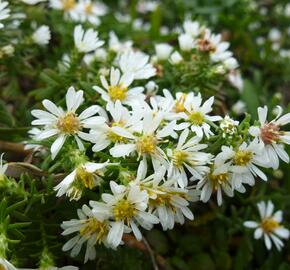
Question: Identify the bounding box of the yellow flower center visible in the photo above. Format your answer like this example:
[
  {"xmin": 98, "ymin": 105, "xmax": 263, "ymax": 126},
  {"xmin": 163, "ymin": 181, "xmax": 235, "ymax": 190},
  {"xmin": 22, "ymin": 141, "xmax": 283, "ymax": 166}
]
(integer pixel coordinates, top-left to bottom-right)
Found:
[
  {"xmin": 80, "ymin": 218, "xmax": 108, "ymax": 244},
  {"xmin": 57, "ymin": 112, "xmax": 81, "ymax": 134},
  {"xmin": 108, "ymin": 85, "xmax": 128, "ymax": 102},
  {"xmin": 84, "ymin": 3, "xmax": 93, "ymax": 14},
  {"xmin": 189, "ymin": 112, "xmax": 204, "ymax": 125},
  {"xmin": 107, "ymin": 122, "xmax": 128, "ymax": 143},
  {"xmin": 114, "ymin": 199, "xmax": 136, "ymax": 223},
  {"xmin": 174, "ymin": 95, "xmax": 187, "ymax": 113},
  {"xmin": 261, "ymin": 218, "xmax": 280, "ymax": 234},
  {"xmin": 234, "ymin": 150, "xmax": 253, "ymax": 166},
  {"xmin": 76, "ymin": 167, "xmax": 94, "ymax": 190},
  {"xmin": 136, "ymin": 135, "xmax": 158, "ymax": 155},
  {"xmin": 62, "ymin": 0, "xmax": 76, "ymax": 11},
  {"xmin": 172, "ymin": 150, "xmax": 188, "ymax": 168},
  {"xmin": 209, "ymin": 172, "xmax": 229, "ymax": 189}
]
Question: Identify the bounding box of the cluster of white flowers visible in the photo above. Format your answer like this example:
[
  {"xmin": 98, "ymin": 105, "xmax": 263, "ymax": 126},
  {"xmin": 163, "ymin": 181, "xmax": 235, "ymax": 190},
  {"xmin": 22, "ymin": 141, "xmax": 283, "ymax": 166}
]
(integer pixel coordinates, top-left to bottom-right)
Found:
[
  {"xmin": 177, "ymin": 20, "xmax": 239, "ymax": 70},
  {"xmin": 0, "ymin": 1, "xmax": 10, "ymax": 29},
  {"xmin": 49, "ymin": 0, "xmax": 107, "ymax": 25},
  {"xmin": 30, "ymin": 69, "xmax": 290, "ymax": 259}
]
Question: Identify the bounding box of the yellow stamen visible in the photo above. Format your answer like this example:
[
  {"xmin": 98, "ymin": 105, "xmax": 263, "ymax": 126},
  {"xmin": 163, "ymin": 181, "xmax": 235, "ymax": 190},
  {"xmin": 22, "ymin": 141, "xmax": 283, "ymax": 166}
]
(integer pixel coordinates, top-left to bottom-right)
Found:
[
  {"xmin": 136, "ymin": 135, "xmax": 157, "ymax": 155},
  {"xmin": 114, "ymin": 199, "xmax": 136, "ymax": 223},
  {"xmin": 62, "ymin": 0, "xmax": 76, "ymax": 11},
  {"xmin": 108, "ymin": 85, "xmax": 128, "ymax": 101},
  {"xmin": 57, "ymin": 112, "xmax": 81, "ymax": 134},
  {"xmin": 84, "ymin": 3, "xmax": 93, "ymax": 14},
  {"xmin": 107, "ymin": 122, "xmax": 128, "ymax": 143},
  {"xmin": 234, "ymin": 150, "xmax": 253, "ymax": 166},
  {"xmin": 209, "ymin": 172, "xmax": 229, "ymax": 190},
  {"xmin": 174, "ymin": 94, "xmax": 187, "ymax": 113},
  {"xmin": 189, "ymin": 112, "xmax": 204, "ymax": 125},
  {"xmin": 80, "ymin": 218, "xmax": 108, "ymax": 244},
  {"xmin": 172, "ymin": 150, "xmax": 188, "ymax": 168},
  {"xmin": 261, "ymin": 218, "xmax": 280, "ymax": 234},
  {"xmin": 76, "ymin": 167, "xmax": 94, "ymax": 190}
]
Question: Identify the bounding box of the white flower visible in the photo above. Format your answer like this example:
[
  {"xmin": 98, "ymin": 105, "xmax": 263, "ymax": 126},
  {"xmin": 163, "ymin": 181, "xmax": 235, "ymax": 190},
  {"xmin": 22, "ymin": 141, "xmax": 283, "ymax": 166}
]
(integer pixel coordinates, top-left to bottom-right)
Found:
[
  {"xmin": 134, "ymin": 162, "xmax": 198, "ymax": 230},
  {"xmin": 249, "ymin": 106, "xmax": 290, "ymax": 169},
  {"xmin": 117, "ymin": 51, "xmax": 156, "ymax": 80},
  {"xmin": 109, "ymin": 31, "xmax": 133, "ymax": 54},
  {"xmin": 155, "ymin": 43, "xmax": 173, "ymax": 60},
  {"xmin": 228, "ymin": 71, "xmax": 243, "ymax": 92},
  {"xmin": 177, "ymin": 93, "xmax": 222, "ymax": 138},
  {"xmin": 0, "ymin": 1, "xmax": 10, "ymax": 29},
  {"xmin": 54, "ymin": 161, "xmax": 110, "ymax": 201},
  {"xmin": 74, "ymin": 24, "xmax": 104, "ymax": 53},
  {"xmin": 93, "ymin": 67, "xmax": 145, "ymax": 106},
  {"xmin": 232, "ymin": 100, "xmax": 246, "ymax": 115},
  {"xmin": 183, "ymin": 20, "xmax": 201, "ymax": 37},
  {"xmin": 268, "ymin": 28, "xmax": 281, "ymax": 43},
  {"xmin": 49, "ymin": 0, "xmax": 79, "ymax": 20},
  {"xmin": 61, "ymin": 205, "xmax": 111, "ymax": 263},
  {"xmin": 223, "ymin": 57, "xmax": 239, "ymax": 70},
  {"xmin": 0, "ymin": 259, "xmax": 17, "ymax": 270},
  {"xmin": 137, "ymin": 0, "xmax": 159, "ymax": 13},
  {"xmin": 0, "ymin": 153, "xmax": 7, "ymax": 180},
  {"xmin": 169, "ymin": 51, "xmax": 183, "ymax": 65},
  {"xmin": 220, "ymin": 115, "xmax": 239, "ymax": 138},
  {"xmin": 32, "ymin": 25, "xmax": 51, "ymax": 46},
  {"xmin": 215, "ymin": 139, "xmax": 268, "ymax": 189},
  {"xmin": 21, "ymin": 0, "xmax": 46, "ymax": 4},
  {"xmin": 109, "ymin": 112, "xmax": 176, "ymax": 170},
  {"xmin": 75, "ymin": 0, "xmax": 107, "ymax": 25},
  {"xmin": 89, "ymin": 101, "xmax": 142, "ymax": 152},
  {"xmin": 178, "ymin": 33, "xmax": 194, "ymax": 51},
  {"xmin": 244, "ymin": 201, "xmax": 289, "ymax": 251},
  {"xmin": 1, "ymin": 45, "xmax": 14, "ymax": 57},
  {"xmin": 31, "ymin": 86, "xmax": 105, "ymax": 159},
  {"xmin": 90, "ymin": 181, "xmax": 159, "ymax": 247},
  {"xmin": 197, "ymin": 163, "xmax": 245, "ymax": 206},
  {"xmin": 167, "ymin": 128, "xmax": 211, "ymax": 187}
]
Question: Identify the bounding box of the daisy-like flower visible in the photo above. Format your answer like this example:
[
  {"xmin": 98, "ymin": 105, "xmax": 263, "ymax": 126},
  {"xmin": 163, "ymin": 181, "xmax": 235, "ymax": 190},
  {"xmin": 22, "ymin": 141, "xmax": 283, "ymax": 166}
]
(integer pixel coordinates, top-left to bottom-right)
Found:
[
  {"xmin": 249, "ymin": 106, "xmax": 290, "ymax": 169},
  {"xmin": 167, "ymin": 128, "xmax": 211, "ymax": 188},
  {"xmin": 93, "ymin": 67, "xmax": 145, "ymax": 106},
  {"xmin": 89, "ymin": 101, "xmax": 142, "ymax": 152},
  {"xmin": 0, "ymin": 258, "xmax": 17, "ymax": 270},
  {"xmin": 49, "ymin": 0, "xmax": 79, "ymax": 20},
  {"xmin": 155, "ymin": 43, "xmax": 173, "ymax": 61},
  {"xmin": 197, "ymin": 163, "xmax": 245, "ymax": 206},
  {"xmin": 31, "ymin": 86, "xmax": 105, "ymax": 159},
  {"xmin": 109, "ymin": 112, "xmax": 176, "ymax": 170},
  {"xmin": 0, "ymin": 1, "xmax": 10, "ymax": 29},
  {"xmin": 0, "ymin": 153, "xmax": 8, "ymax": 181},
  {"xmin": 74, "ymin": 24, "xmax": 104, "ymax": 53},
  {"xmin": 90, "ymin": 181, "xmax": 159, "ymax": 248},
  {"xmin": 54, "ymin": 161, "xmax": 110, "ymax": 201},
  {"xmin": 244, "ymin": 201, "xmax": 290, "ymax": 251},
  {"xmin": 178, "ymin": 33, "xmax": 194, "ymax": 51},
  {"xmin": 183, "ymin": 20, "xmax": 202, "ymax": 37},
  {"xmin": 32, "ymin": 25, "xmax": 51, "ymax": 46},
  {"xmin": 134, "ymin": 161, "xmax": 199, "ymax": 230},
  {"xmin": 178, "ymin": 93, "xmax": 222, "ymax": 138},
  {"xmin": 117, "ymin": 51, "xmax": 156, "ymax": 80},
  {"xmin": 215, "ymin": 139, "xmax": 269, "ymax": 189},
  {"xmin": 61, "ymin": 205, "xmax": 111, "ymax": 263},
  {"xmin": 76, "ymin": 0, "xmax": 107, "ymax": 26}
]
